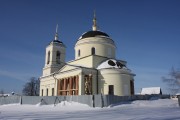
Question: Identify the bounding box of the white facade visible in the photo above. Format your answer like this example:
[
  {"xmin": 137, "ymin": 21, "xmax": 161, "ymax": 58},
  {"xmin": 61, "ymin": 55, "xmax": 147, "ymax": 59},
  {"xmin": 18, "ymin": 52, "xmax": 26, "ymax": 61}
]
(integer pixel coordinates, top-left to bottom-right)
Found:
[
  {"xmin": 40, "ymin": 15, "xmax": 135, "ymax": 96},
  {"xmin": 75, "ymin": 36, "xmax": 116, "ymax": 59},
  {"xmin": 43, "ymin": 41, "xmax": 66, "ymax": 76}
]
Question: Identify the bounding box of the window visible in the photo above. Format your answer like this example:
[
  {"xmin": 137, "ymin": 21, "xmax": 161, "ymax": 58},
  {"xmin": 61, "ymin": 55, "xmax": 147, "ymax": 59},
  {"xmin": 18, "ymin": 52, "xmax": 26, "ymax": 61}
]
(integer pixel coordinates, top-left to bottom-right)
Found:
[
  {"xmin": 78, "ymin": 49, "xmax": 80, "ymax": 57},
  {"xmin": 56, "ymin": 51, "xmax": 60, "ymax": 64},
  {"xmin": 46, "ymin": 88, "xmax": 48, "ymax": 96},
  {"xmin": 41, "ymin": 89, "xmax": 43, "ymax": 96},
  {"xmin": 91, "ymin": 47, "xmax": 95, "ymax": 55},
  {"xmin": 52, "ymin": 88, "xmax": 54, "ymax": 96},
  {"xmin": 47, "ymin": 51, "xmax": 50, "ymax": 64}
]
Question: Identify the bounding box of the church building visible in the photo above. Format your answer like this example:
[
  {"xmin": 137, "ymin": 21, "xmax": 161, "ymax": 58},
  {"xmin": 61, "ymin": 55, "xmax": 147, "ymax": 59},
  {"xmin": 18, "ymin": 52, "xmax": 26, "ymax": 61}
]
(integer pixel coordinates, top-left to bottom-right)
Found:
[{"xmin": 39, "ymin": 13, "xmax": 135, "ymax": 96}]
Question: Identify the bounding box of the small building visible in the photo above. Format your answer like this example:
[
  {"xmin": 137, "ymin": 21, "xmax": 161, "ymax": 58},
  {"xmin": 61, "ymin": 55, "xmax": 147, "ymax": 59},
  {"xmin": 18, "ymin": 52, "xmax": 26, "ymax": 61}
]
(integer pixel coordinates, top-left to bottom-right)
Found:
[
  {"xmin": 0, "ymin": 94, "xmax": 10, "ymax": 97},
  {"xmin": 141, "ymin": 87, "xmax": 162, "ymax": 95},
  {"xmin": 39, "ymin": 13, "xmax": 135, "ymax": 96}
]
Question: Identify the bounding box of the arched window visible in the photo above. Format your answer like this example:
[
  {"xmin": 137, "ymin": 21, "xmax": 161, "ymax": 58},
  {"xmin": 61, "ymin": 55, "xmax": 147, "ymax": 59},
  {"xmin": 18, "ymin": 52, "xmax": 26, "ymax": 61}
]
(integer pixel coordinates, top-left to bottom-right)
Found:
[
  {"xmin": 78, "ymin": 49, "xmax": 80, "ymax": 57},
  {"xmin": 47, "ymin": 51, "xmax": 50, "ymax": 64},
  {"xmin": 41, "ymin": 89, "xmax": 43, "ymax": 96},
  {"xmin": 56, "ymin": 51, "xmax": 60, "ymax": 64},
  {"xmin": 46, "ymin": 88, "xmax": 48, "ymax": 96},
  {"xmin": 91, "ymin": 47, "xmax": 95, "ymax": 55},
  {"xmin": 52, "ymin": 88, "xmax": 54, "ymax": 96}
]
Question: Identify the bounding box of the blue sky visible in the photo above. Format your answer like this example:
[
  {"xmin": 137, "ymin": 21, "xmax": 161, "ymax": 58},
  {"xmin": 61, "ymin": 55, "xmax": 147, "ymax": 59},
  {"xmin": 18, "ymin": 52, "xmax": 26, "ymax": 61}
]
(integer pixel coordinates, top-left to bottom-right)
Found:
[{"xmin": 0, "ymin": 0, "xmax": 180, "ymax": 94}]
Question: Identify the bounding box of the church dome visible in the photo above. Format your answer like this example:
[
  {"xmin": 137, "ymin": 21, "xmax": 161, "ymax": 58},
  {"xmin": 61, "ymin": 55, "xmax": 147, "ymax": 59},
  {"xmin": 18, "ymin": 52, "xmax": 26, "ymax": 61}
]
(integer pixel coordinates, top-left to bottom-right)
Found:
[
  {"xmin": 78, "ymin": 30, "xmax": 109, "ymax": 40},
  {"xmin": 52, "ymin": 40, "xmax": 63, "ymax": 44},
  {"xmin": 74, "ymin": 12, "xmax": 116, "ymax": 60},
  {"xmin": 49, "ymin": 40, "xmax": 66, "ymax": 47}
]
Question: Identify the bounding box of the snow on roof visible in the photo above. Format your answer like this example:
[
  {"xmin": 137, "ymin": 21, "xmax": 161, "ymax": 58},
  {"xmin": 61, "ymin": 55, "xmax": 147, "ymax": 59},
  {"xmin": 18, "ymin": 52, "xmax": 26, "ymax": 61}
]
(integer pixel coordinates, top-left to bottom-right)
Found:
[
  {"xmin": 97, "ymin": 59, "xmax": 127, "ymax": 70},
  {"xmin": 0, "ymin": 94, "xmax": 10, "ymax": 96},
  {"xmin": 141, "ymin": 87, "xmax": 162, "ymax": 95}
]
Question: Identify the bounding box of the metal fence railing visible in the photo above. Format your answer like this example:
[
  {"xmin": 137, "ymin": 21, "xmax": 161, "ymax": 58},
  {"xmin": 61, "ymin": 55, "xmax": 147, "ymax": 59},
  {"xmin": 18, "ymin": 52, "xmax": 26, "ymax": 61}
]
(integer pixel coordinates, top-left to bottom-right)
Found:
[
  {"xmin": 0, "ymin": 94, "xmax": 170, "ymax": 107},
  {"xmin": 178, "ymin": 95, "xmax": 180, "ymax": 107}
]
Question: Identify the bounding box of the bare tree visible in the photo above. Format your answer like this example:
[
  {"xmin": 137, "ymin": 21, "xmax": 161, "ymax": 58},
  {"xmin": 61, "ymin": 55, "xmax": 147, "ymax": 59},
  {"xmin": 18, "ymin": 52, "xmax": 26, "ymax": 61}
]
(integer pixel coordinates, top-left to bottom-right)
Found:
[
  {"xmin": 22, "ymin": 77, "xmax": 40, "ymax": 96},
  {"xmin": 162, "ymin": 67, "xmax": 180, "ymax": 95}
]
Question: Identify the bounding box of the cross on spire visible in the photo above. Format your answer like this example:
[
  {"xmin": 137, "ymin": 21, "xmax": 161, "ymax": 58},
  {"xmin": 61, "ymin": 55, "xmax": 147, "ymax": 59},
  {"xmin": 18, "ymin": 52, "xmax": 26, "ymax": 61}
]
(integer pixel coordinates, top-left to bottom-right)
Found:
[
  {"xmin": 55, "ymin": 24, "xmax": 59, "ymax": 40},
  {"xmin": 92, "ymin": 10, "xmax": 97, "ymax": 31}
]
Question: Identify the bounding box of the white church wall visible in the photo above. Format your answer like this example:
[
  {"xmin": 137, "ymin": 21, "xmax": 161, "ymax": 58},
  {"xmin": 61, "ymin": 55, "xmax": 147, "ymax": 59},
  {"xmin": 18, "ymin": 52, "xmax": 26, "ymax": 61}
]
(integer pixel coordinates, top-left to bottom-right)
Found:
[
  {"xmin": 92, "ymin": 55, "xmax": 109, "ymax": 68},
  {"xmin": 59, "ymin": 65, "xmax": 79, "ymax": 72},
  {"xmin": 68, "ymin": 55, "xmax": 108, "ymax": 69},
  {"xmin": 45, "ymin": 44, "xmax": 65, "ymax": 66},
  {"xmin": 67, "ymin": 56, "xmax": 93, "ymax": 68},
  {"xmin": 43, "ymin": 66, "xmax": 60, "ymax": 76},
  {"xmin": 40, "ymin": 76, "xmax": 55, "ymax": 96},
  {"xmin": 75, "ymin": 37, "xmax": 115, "ymax": 60},
  {"xmin": 42, "ymin": 41, "xmax": 66, "ymax": 76},
  {"xmin": 99, "ymin": 69, "xmax": 131, "ymax": 96},
  {"xmin": 55, "ymin": 69, "xmax": 81, "ymax": 80}
]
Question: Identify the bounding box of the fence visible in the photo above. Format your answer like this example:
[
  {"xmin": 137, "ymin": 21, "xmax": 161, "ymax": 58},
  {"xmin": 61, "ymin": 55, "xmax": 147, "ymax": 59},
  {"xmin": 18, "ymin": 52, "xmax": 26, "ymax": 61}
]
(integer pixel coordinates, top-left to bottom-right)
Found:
[
  {"xmin": 178, "ymin": 95, "xmax": 180, "ymax": 107},
  {"xmin": 0, "ymin": 96, "xmax": 20, "ymax": 105},
  {"xmin": 0, "ymin": 94, "xmax": 170, "ymax": 107}
]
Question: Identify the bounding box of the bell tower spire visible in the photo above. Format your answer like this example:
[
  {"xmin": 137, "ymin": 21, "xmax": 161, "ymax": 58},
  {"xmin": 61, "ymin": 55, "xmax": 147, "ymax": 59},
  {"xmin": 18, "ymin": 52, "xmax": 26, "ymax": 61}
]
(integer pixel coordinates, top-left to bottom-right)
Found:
[
  {"xmin": 55, "ymin": 24, "xmax": 59, "ymax": 40},
  {"xmin": 92, "ymin": 10, "xmax": 97, "ymax": 31},
  {"xmin": 42, "ymin": 24, "xmax": 66, "ymax": 76}
]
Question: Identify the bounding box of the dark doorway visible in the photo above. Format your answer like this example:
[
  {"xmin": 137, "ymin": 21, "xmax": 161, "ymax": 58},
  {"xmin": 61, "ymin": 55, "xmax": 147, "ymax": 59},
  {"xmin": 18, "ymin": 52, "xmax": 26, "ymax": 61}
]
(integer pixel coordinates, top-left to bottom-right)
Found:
[
  {"xmin": 108, "ymin": 85, "xmax": 114, "ymax": 95},
  {"xmin": 52, "ymin": 88, "xmax": 54, "ymax": 96},
  {"xmin": 130, "ymin": 80, "xmax": 135, "ymax": 95}
]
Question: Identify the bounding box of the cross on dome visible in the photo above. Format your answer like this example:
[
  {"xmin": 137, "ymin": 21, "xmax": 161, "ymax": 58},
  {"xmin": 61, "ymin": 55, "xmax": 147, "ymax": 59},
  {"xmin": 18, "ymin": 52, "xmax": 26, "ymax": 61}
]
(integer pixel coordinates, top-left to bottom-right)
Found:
[
  {"xmin": 55, "ymin": 24, "xmax": 59, "ymax": 40},
  {"xmin": 92, "ymin": 10, "xmax": 97, "ymax": 31}
]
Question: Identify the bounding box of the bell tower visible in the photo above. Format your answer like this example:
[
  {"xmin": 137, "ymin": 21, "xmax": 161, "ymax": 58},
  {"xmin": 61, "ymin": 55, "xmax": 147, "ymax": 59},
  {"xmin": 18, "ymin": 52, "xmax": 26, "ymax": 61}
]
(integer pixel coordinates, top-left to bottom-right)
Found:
[{"xmin": 43, "ymin": 25, "xmax": 66, "ymax": 76}]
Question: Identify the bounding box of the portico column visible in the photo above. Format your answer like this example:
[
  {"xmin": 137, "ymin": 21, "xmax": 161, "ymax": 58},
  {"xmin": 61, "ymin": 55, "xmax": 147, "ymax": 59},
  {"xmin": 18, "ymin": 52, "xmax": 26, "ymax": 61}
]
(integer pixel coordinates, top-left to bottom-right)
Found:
[
  {"xmin": 63, "ymin": 79, "xmax": 66, "ymax": 95},
  {"xmin": 69, "ymin": 77, "xmax": 72, "ymax": 95},
  {"xmin": 57, "ymin": 79, "xmax": 60, "ymax": 95},
  {"xmin": 76, "ymin": 75, "xmax": 79, "ymax": 95}
]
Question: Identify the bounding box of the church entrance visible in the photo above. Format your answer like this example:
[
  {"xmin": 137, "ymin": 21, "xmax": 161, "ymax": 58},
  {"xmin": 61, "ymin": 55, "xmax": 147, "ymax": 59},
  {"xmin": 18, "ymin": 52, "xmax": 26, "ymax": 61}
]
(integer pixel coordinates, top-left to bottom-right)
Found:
[
  {"xmin": 130, "ymin": 80, "xmax": 134, "ymax": 95},
  {"xmin": 57, "ymin": 75, "xmax": 79, "ymax": 95},
  {"xmin": 108, "ymin": 85, "xmax": 114, "ymax": 95}
]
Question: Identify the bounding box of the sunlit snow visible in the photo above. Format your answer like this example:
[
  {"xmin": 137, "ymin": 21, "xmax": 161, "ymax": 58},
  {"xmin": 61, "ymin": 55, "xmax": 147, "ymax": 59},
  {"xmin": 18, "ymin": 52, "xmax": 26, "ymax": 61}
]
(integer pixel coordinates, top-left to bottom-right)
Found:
[{"xmin": 0, "ymin": 99, "xmax": 180, "ymax": 120}]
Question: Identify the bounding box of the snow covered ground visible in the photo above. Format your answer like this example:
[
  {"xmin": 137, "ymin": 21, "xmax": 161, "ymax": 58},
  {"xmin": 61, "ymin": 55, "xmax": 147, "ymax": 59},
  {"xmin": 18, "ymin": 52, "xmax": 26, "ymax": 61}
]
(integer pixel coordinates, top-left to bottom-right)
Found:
[{"xmin": 0, "ymin": 99, "xmax": 180, "ymax": 120}]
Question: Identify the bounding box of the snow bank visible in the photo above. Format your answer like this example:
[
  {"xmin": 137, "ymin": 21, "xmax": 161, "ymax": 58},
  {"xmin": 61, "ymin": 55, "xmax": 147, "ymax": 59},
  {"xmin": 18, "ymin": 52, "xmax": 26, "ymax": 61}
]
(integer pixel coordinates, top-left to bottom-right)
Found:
[
  {"xmin": 0, "ymin": 99, "xmax": 180, "ymax": 120},
  {"xmin": 109, "ymin": 99, "xmax": 179, "ymax": 108}
]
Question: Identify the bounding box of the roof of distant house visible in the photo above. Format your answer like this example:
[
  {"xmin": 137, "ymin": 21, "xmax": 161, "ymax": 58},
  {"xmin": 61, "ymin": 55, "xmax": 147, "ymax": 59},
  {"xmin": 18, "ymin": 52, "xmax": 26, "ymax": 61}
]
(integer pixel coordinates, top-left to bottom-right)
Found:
[{"xmin": 141, "ymin": 87, "xmax": 162, "ymax": 95}]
